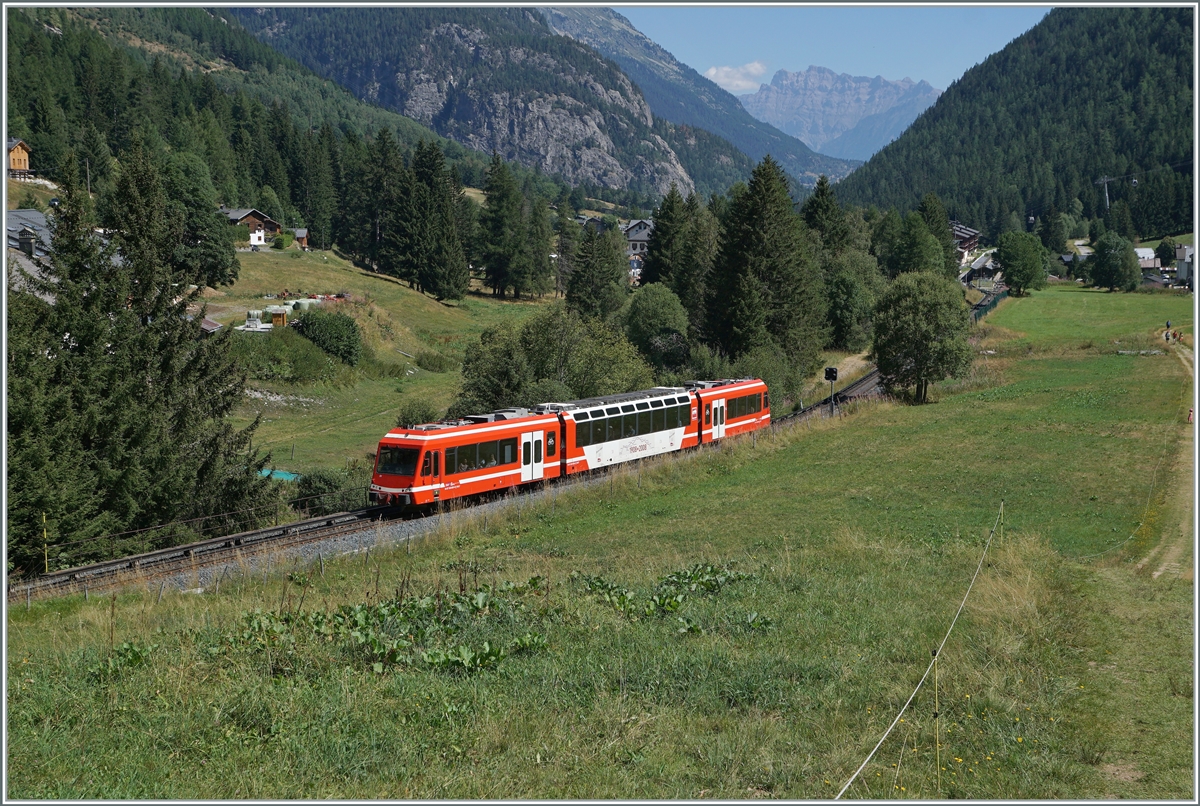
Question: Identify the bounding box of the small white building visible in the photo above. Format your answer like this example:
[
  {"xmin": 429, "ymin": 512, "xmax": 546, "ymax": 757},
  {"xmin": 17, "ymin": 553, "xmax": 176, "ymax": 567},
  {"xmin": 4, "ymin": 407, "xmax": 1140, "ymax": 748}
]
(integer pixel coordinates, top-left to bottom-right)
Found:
[
  {"xmin": 1134, "ymin": 247, "xmax": 1160, "ymax": 270},
  {"xmin": 621, "ymin": 219, "xmax": 653, "ymax": 261}
]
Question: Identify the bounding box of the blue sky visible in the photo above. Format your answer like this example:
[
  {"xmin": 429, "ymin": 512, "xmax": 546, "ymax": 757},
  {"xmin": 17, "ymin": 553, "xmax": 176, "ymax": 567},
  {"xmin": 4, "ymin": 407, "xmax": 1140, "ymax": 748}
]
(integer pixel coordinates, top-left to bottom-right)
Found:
[{"xmin": 616, "ymin": 6, "xmax": 1052, "ymax": 93}]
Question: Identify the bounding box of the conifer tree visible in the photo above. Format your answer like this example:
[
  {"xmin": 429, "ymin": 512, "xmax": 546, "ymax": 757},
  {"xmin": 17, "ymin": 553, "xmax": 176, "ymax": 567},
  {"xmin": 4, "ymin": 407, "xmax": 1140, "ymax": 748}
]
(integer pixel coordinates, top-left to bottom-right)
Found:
[
  {"xmin": 800, "ymin": 174, "xmax": 849, "ymax": 254},
  {"xmin": 641, "ymin": 182, "xmax": 686, "ymax": 286},
  {"xmin": 7, "ymin": 148, "xmax": 270, "ymax": 571},
  {"xmin": 708, "ymin": 156, "xmax": 826, "ymax": 371},
  {"xmin": 567, "ymin": 225, "xmax": 627, "ymax": 319},
  {"xmin": 480, "ymin": 153, "xmax": 525, "ymax": 297},
  {"xmin": 917, "ymin": 191, "xmax": 961, "ymax": 277},
  {"xmin": 671, "ymin": 192, "xmax": 718, "ymax": 342},
  {"xmin": 554, "ymin": 202, "xmax": 581, "ymax": 298}
]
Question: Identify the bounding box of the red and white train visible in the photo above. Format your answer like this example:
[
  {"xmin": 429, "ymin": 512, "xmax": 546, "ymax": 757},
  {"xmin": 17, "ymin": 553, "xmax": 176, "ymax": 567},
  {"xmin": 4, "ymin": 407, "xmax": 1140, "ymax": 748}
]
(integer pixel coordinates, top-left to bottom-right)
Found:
[{"xmin": 370, "ymin": 378, "xmax": 771, "ymax": 509}]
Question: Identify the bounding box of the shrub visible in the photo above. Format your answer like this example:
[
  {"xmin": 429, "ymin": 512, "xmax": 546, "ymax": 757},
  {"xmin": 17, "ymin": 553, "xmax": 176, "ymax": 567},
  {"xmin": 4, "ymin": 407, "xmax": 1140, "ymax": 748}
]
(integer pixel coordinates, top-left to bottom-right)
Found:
[
  {"xmin": 232, "ymin": 223, "xmax": 251, "ymax": 244},
  {"xmin": 415, "ymin": 350, "xmax": 456, "ymax": 373},
  {"xmin": 229, "ymin": 328, "xmax": 334, "ymax": 384},
  {"xmin": 296, "ymin": 309, "xmax": 363, "ymax": 366},
  {"xmin": 293, "ymin": 467, "xmax": 362, "ymax": 516},
  {"xmin": 395, "ymin": 398, "xmax": 442, "ymax": 428}
]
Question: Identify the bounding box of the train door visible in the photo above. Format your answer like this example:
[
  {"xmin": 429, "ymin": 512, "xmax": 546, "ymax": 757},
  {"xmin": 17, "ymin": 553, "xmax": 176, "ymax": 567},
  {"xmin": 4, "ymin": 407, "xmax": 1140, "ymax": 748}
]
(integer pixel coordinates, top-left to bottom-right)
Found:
[
  {"xmin": 712, "ymin": 398, "xmax": 726, "ymax": 439},
  {"xmin": 521, "ymin": 431, "xmax": 544, "ymax": 482},
  {"xmin": 422, "ymin": 449, "xmax": 442, "ymax": 498}
]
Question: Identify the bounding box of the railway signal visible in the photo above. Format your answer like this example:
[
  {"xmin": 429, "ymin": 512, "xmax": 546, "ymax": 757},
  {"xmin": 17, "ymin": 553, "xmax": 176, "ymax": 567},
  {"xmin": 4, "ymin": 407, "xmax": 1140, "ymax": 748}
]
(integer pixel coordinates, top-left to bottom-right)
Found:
[{"xmin": 825, "ymin": 367, "xmax": 838, "ymax": 416}]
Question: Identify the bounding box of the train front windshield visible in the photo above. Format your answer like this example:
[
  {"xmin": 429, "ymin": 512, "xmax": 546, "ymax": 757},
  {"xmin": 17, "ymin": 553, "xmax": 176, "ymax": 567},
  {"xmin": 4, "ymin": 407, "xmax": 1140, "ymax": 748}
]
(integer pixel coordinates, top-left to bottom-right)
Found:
[{"xmin": 377, "ymin": 446, "xmax": 420, "ymax": 477}]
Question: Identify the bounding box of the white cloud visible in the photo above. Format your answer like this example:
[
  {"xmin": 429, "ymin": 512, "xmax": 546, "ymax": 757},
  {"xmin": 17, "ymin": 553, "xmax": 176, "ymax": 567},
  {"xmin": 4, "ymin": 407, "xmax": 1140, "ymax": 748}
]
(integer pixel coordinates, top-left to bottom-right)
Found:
[{"xmin": 704, "ymin": 61, "xmax": 768, "ymax": 93}]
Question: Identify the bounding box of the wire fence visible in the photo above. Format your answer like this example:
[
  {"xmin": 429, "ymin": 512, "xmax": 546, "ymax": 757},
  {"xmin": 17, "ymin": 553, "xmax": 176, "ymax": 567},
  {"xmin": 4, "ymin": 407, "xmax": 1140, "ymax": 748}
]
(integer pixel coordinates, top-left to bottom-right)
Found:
[
  {"xmin": 835, "ymin": 501, "xmax": 1006, "ymax": 800},
  {"xmin": 970, "ymin": 289, "xmax": 1008, "ymax": 324}
]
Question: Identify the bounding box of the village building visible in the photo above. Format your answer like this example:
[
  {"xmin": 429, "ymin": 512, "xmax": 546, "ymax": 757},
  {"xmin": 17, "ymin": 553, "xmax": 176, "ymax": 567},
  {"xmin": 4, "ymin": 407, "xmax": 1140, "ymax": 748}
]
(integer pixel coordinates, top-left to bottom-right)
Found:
[
  {"xmin": 219, "ymin": 206, "xmax": 282, "ymax": 246},
  {"xmin": 950, "ymin": 220, "xmax": 980, "ymax": 263},
  {"xmin": 292, "ymin": 227, "xmax": 309, "ymax": 249},
  {"xmin": 7, "ymin": 138, "xmax": 32, "ymax": 179}
]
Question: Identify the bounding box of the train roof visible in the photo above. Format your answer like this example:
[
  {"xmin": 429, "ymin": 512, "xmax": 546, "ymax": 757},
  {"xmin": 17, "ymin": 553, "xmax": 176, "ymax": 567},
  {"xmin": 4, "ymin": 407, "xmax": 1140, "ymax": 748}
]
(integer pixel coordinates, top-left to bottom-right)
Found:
[{"xmin": 383, "ymin": 378, "xmax": 764, "ymax": 438}]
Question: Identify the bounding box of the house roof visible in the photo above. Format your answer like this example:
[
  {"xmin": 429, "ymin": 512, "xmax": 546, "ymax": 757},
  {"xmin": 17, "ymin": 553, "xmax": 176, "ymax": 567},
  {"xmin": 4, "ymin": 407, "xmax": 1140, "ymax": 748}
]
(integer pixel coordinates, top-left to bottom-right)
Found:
[
  {"xmin": 292, "ymin": 228, "xmax": 308, "ymax": 238},
  {"xmin": 1134, "ymin": 247, "xmax": 1156, "ymax": 260},
  {"xmin": 220, "ymin": 207, "xmax": 280, "ymax": 227},
  {"xmin": 950, "ymin": 220, "xmax": 980, "ymax": 242},
  {"xmin": 6, "ymin": 208, "xmax": 50, "ymax": 255},
  {"xmin": 7, "ymin": 138, "xmax": 28, "ymax": 152}
]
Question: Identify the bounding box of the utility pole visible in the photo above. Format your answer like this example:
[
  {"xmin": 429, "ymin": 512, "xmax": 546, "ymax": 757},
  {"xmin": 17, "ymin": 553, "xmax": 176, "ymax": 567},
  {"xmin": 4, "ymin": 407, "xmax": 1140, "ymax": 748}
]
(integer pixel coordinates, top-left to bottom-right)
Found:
[{"xmin": 1095, "ymin": 175, "xmax": 1113, "ymax": 211}]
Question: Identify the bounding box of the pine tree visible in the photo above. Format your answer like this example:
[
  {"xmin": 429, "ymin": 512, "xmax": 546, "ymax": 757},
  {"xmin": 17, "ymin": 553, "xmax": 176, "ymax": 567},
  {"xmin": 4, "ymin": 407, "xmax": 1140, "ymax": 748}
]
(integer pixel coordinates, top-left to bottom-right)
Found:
[
  {"xmin": 524, "ymin": 196, "xmax": 555, "ymax": 298},
  {"xmin": 554, "ymin": 202, "xmax": 581, "ymax": 298},
  {"xmin": 567, "ymin": 225, "xmax": 627, "ymax": 319},
  {"xmin": 641, "ymin": 182, "xmax": 686, "ymax": 286},
  {"xmin": 7, "ymin": 147, "xmax": 270, "ymax": 571},
  {"xmin": 917, "ymin": 192, "xmax": 960, "ymax": 278},
  {"xmin": 672, "ymin": 192, "xmax": 718, "ymax": 342},
  {"xmin": 480, "ymin": 153, "xmax": 525, "ymax": 297},
  {"xmin": 708, "ymin": 156, "xmax": 826, "ymax": 370},
  {"xmin": 800, "ymin": 174, "xmax": 849, "ymax": 254}
]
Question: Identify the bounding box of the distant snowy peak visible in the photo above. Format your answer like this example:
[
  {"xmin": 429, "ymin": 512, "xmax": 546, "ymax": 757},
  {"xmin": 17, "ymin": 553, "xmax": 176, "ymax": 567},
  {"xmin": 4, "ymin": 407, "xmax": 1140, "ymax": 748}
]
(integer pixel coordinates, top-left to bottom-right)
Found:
[{"xmin": 739, "ymin": 65, "xmax": 941, "ymax": 161}]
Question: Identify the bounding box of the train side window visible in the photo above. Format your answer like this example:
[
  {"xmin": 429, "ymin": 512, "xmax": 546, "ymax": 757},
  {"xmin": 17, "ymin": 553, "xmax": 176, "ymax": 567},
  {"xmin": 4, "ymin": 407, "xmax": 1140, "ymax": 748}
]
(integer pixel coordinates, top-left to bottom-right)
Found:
[
  {"xmin": 638, "ymin": 410, "xmax": 651, "ymax": 434},
  {"xmin": 478, "ymin": 440, "xmax": 499, "ymax": 468},
  {"xmin": 546, "ymin": 431, "xmax": 556, "ymax": 457},
  {"xmin": 635, "ymin": 401, "xmax": 649, "ymax": 410},
  {"xmin": 719, "ymin": 406, "xmax": 725, "ymax": 425},
  {"xmin": 445, "ymin": 446, "xmax": 457, "ymax": 474},
  {"xmin": 704, "ymin": 403, "xmax": 712, "ymax": 425},
  {"xmin": 592, "ymin": 419, "xmax": 607, "ymax": 445},
  {"xmin": 764, "ymin": 391, "xmax": 769, "ymax": 409},
  {"xmin": 522, "ymin": 441, "xmax": 531, "ymax": 466},
  {"xmin": 500, "ymin": 438, "xmax": 518, "ymax": 465},
  {"xmin": 608, "ymin": 416, "xmax": 621, "ymax": 442},
  {"xmin": 422, "ymin": 452, "xmax": 432, "ymax": 475},
  {"xmin": 576, "ymin": 421, "xmax": 590, "ymax": 448},
  {"xmin": 457, "ymin": 443, "xmax": 479, "ymax": 473},
  {"xmin": 624, "ymin": 412, "xmax": 637, "ymax": 437},
  {"xmin": 433, "ymin": 451, "xmax": 440, "ymax": 477},
  {"xmin": 649, "ymin": 399, "xmax": 663, "ymax": 408},
  {"xmin": 652, "ymin": 407, "xmax": 664, "ymax": 432},
  {"xmin": 534, "ymin": 439, "xmax": 542, "ymax": 463}
]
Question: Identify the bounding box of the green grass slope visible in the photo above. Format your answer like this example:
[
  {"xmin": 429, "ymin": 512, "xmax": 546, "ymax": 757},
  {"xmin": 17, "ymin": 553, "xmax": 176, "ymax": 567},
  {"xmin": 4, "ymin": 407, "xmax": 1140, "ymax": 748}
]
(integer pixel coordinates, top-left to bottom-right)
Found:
[
  {"xmin": 207, "ymin": 247, "xmax": 547, "ymax": 470},
  {"xmin": 6, "ymin": 285, "xmax": 1192, "ymax": 799}
]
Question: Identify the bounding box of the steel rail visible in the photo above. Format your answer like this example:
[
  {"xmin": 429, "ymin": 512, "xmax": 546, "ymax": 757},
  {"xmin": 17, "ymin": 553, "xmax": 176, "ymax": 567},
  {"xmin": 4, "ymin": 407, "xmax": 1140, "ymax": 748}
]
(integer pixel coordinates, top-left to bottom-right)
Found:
[{"xmin": 8, "ymin": 507, "xmax": 396, "ymax": 602}]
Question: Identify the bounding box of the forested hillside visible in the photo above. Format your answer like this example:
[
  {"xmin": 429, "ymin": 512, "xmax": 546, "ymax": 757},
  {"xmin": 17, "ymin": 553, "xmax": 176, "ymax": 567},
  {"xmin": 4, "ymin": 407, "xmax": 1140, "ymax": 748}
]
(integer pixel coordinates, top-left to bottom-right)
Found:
[
  {"xmin": 228, "ymin": 7, "xmax": 704, "ymax": 198},
  {"xmin": 49, "ymin": 7, "xmax": 557, "ymax": 194},
  {"xmin": 540, "ymin": 6, "xmax": 858, "ymax": 184},
  {"xmin": 835, "ymin": 7, "xmax": 1193, "ymax": 241}
]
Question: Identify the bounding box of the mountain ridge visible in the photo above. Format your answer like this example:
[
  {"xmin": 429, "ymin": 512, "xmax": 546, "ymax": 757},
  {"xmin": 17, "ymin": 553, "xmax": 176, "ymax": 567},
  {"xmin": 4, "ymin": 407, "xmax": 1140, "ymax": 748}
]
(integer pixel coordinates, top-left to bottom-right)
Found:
[
  {"xmin": 738, "ymin": 65, "xmax": 941, "ymax": 160},
  {"xmin": 540, "ymin": 6, "xmax": 859, "ymax": 185}
]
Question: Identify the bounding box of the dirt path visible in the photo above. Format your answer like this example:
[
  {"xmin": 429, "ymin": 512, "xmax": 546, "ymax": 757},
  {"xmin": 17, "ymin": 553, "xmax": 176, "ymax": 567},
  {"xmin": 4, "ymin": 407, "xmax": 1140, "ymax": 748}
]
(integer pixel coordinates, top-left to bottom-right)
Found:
[{"xmin": 1134, "ymin": 341, "xmax": 1193, "ymax": 581}]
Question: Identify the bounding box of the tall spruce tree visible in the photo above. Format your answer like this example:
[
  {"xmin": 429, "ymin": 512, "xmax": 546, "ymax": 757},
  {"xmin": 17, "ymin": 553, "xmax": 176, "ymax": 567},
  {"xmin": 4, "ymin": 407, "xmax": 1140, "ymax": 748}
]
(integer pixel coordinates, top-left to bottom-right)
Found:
[
  {"xmin": 410, "ymin": 140, "xmax": 469, "ymax": 300},
  {"xmin": 554, "ymin": 202, "xmax": 581, "ymax": 298},
  {"xmin": 480, "ymin": 153, "xmax": 525, "ymax": 297},
  {"xmin": 641, "ymin": 182, "xmax": 686, "ymax": 286},
  {"xmin": 567, "ymin": 225, "xmax": 627, "ymax": 320},
  {"xmin": 7, "ymin": 148, "xmax": 270, "ymax": 572},
  {"xmin": 800, "ymin": 174, "xmax": 849, "ymax": 254},
  {"xmin": 917, "ymin": 191, "xmax": 961, "ymax": 278},
  {"xmin": 672, "ymin": 192, "xmax": 718, "ymax": 342},
  {"xmin": 708, "ymin": 156, "xmax": 826, "ymax": 370}
]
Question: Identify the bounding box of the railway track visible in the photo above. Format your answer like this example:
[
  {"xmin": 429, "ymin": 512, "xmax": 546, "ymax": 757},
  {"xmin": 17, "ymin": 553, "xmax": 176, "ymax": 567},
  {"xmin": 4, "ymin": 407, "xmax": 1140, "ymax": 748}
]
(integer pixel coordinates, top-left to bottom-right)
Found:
[
  {"xmin": 8, "ymin": 507, "xmax": 400, "ymax": 603},
  {"xmin": 12, "ymin": 368, "xmax": 890, "ymax": 604}
]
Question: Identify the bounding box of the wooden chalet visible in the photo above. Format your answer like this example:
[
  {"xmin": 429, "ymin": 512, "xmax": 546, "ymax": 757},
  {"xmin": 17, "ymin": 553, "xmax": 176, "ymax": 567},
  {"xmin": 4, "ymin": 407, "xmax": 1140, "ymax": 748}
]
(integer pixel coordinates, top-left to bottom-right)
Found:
[
  {"xmin": 7, "ymin": 138, "xmax": 32, "ymax": 179},
  {"xmin": 220, "ymin": 206, "xmax": 282, "ymax": 246}
]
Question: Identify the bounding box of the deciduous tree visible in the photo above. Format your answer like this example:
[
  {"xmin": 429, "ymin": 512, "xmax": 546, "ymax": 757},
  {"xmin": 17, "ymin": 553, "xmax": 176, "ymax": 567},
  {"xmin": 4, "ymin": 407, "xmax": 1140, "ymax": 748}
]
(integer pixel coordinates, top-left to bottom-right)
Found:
[{"xmin": 870, "ymin": 272, "xmax": 972, "ymax": 404}]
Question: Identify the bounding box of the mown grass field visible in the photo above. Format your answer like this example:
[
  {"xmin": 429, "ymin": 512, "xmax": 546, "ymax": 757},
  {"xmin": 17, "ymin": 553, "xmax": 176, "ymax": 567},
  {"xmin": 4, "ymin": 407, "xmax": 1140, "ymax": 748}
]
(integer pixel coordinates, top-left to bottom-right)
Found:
[{"xmin": 6, "ymin": 285, "xmax": 1193, "ymax": 799}]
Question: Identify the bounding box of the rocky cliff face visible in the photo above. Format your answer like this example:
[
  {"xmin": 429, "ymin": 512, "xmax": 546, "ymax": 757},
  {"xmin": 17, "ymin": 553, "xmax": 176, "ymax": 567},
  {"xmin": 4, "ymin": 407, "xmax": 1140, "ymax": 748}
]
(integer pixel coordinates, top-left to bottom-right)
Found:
[
  {"xmin": 232, "ymin": 8, "xmax": 693, "ymax": 197},
  {"xmin": 542, "ymin": 6, "xmax": 859, "ymax": 184},
  {"xmin": 739, "ymin": 66, "xmax": 940, "ymax": 160}
]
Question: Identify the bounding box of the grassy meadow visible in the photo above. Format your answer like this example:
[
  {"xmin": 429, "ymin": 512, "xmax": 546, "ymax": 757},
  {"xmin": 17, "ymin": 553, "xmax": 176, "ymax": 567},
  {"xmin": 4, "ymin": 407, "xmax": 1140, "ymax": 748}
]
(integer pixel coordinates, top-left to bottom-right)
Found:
[
  {"xmin": 213, "ymin": 247, "xmax": 548, "ymax": 469},
  {"xmin": 6, "ymin": 286, "xmax": 1193, "ymax": 799}
]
